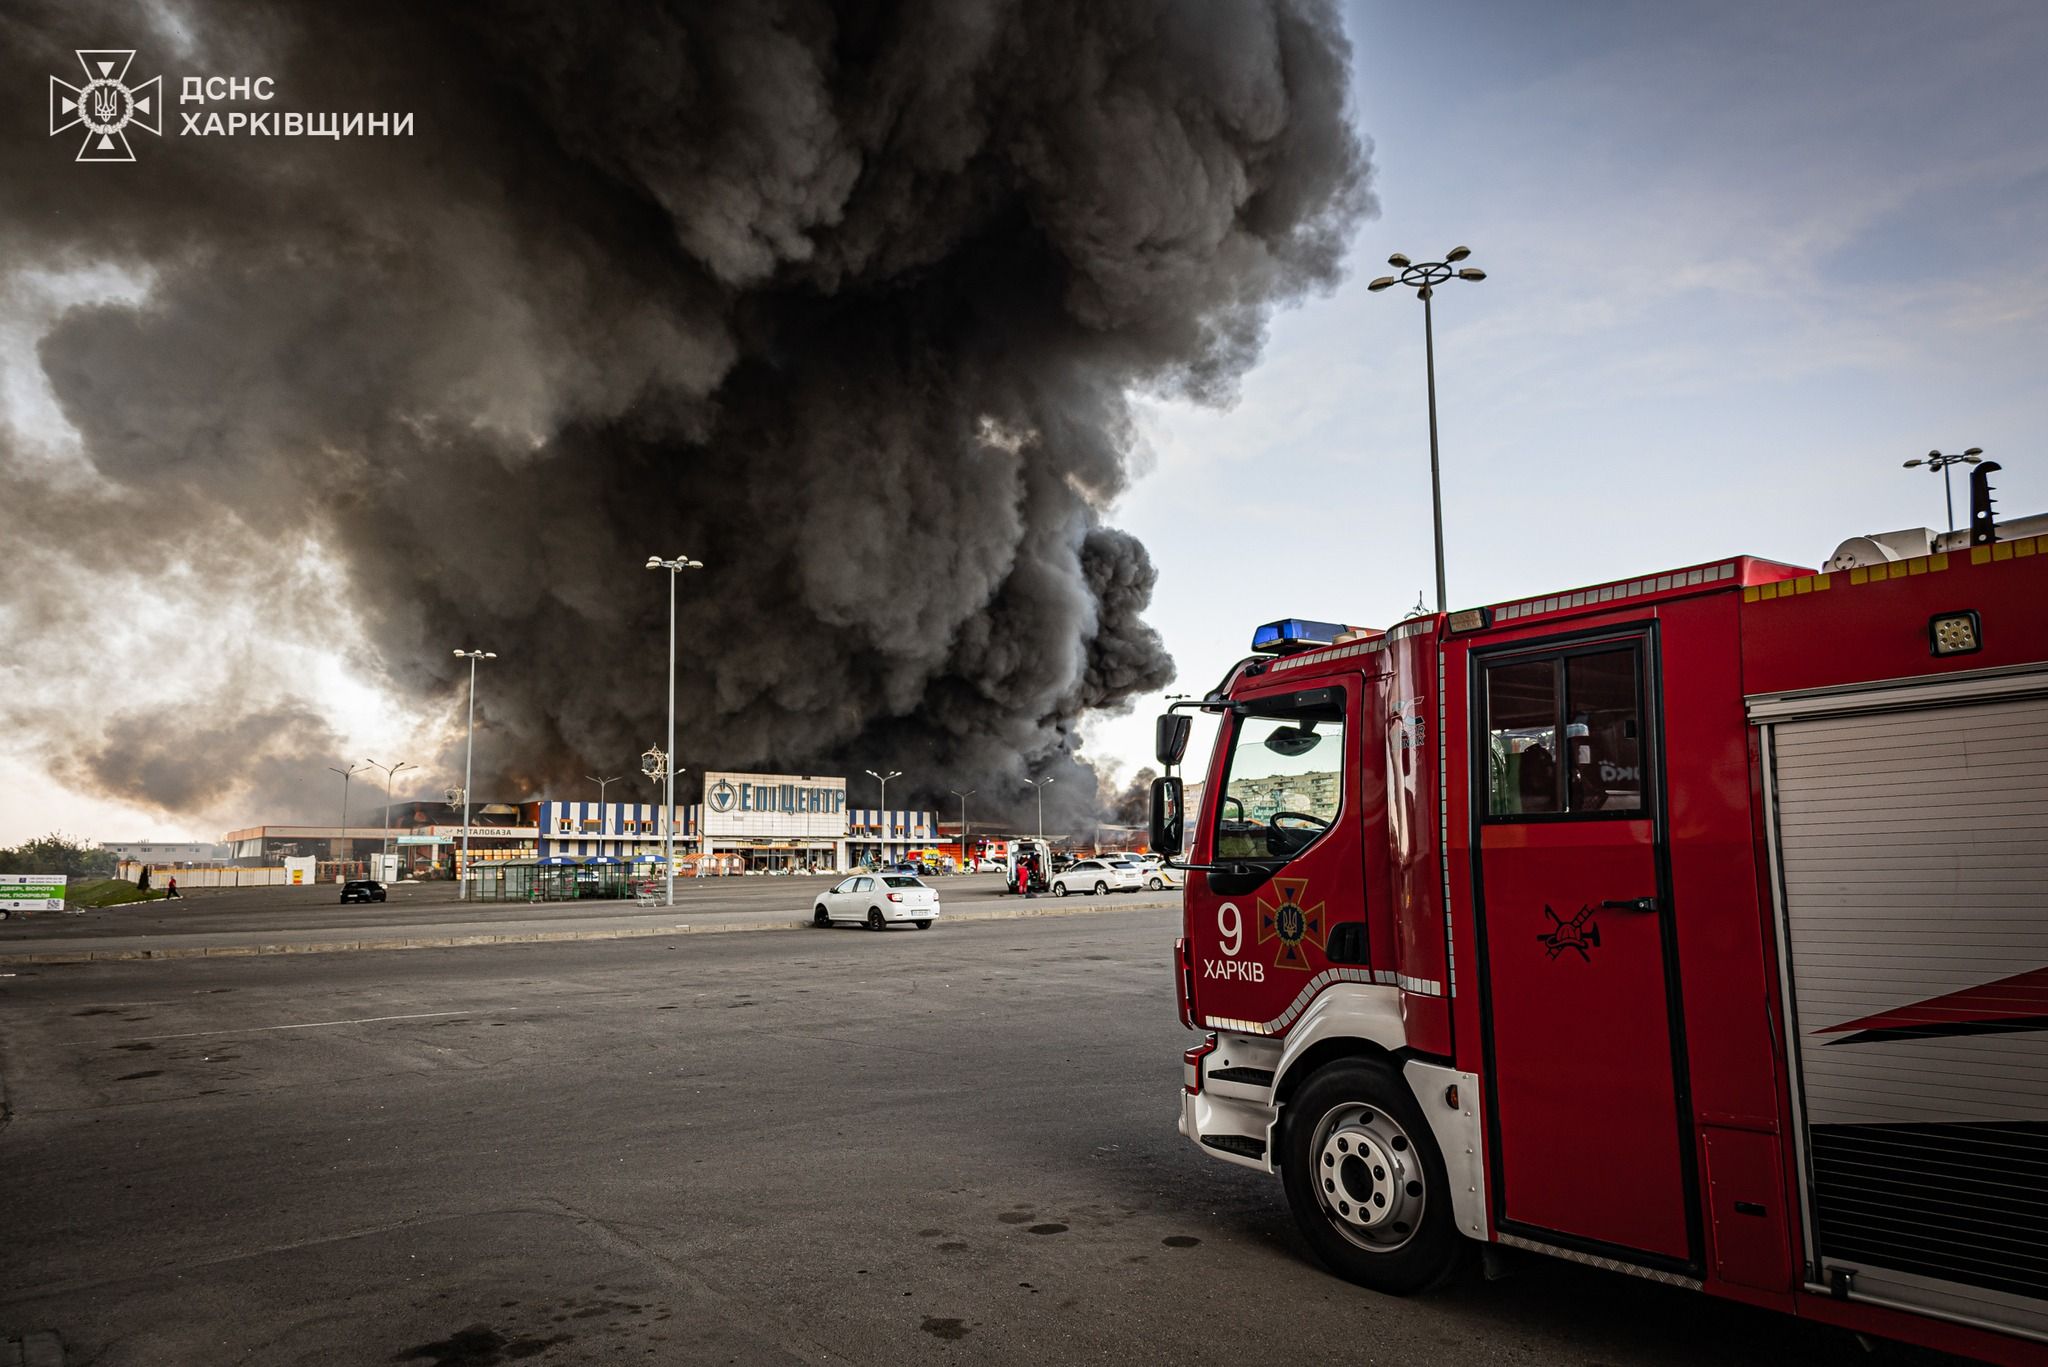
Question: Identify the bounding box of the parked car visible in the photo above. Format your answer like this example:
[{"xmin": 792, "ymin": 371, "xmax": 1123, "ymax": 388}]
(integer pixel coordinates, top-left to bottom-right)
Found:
[
  {"xmin": 1050, "ymin": 858, "xmax": 1144, "ymax": 897},
  {"xmin": 1130, "ymin": 856, "xmax": 1179, "ymax": 891},
  {"xmin": 339, "ymin": 879, "xmax": 387, "ymax": 904},
  {"xmin": 813, "ymin": 873, "xmax": 941, "ymax": 931}
]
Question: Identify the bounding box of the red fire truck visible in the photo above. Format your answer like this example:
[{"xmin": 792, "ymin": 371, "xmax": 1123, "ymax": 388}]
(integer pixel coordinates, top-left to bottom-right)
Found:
[{"xmin": 1150, "ymin": 478, "xmax": 2046, "ymax": 1364}]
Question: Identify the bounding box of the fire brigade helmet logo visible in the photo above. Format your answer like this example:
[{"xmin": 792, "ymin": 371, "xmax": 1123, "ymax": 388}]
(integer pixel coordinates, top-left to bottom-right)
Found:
[
  {"xmin": 1257, "ymin": 876, "xmax": 1327, "ymax": 971},
  {"xmin": 1537, "ymin": 904, "xmax": 1601, "ymax": 962},
  {"xmin": 708, "ymin": 779, "xmax": 737, "ymax": 813},
  {"xmin": 49, "ymin": 50, "xmax": 162, "ymax": 163}
]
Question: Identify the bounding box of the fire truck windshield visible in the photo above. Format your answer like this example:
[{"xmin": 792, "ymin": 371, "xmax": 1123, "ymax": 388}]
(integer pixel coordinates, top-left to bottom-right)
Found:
[{"xmin": 1214, "ymin": 695, "xmax": 1345, "ymax": 863}]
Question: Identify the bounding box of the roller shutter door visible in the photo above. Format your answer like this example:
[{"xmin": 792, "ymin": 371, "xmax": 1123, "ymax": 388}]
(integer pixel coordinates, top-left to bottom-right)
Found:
[{"xmin": 1771, "ymin": 692, "xmax": 2048, "ymax": 1341}]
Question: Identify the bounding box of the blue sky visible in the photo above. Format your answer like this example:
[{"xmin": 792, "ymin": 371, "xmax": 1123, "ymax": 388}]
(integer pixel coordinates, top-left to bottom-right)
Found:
[
  {"xmin": 5, "ymin": 0, "xmax": 2045, "ymax": 843},
  {"xmin": 1083, "ymin": 0, "xmax": 2048, "ymax": 779}
]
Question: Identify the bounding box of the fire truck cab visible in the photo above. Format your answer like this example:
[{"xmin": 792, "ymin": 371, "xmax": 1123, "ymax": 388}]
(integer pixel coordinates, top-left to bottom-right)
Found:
[{"xmin": 1153, "ymin": 490, "xmax": 2046, "ymax": 1364}]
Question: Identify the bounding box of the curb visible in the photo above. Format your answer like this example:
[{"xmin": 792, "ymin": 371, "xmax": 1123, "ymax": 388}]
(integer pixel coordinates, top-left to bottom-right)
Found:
[{"xmin": 0, "ymin": 896, "xmax": 1177, "ymax": 967}]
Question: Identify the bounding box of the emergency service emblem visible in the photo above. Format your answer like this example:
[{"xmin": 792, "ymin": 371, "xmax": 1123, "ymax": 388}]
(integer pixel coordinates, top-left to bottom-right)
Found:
[
  {"xmin": 49, "ymin": 50, "xmax": 161, "ymax": 163},
  {"xmin": 1257, "ymin": 876, "xmax": 1327, "ymax": 971},
  {"xmin": 1537, "ymin": 903, "xmax": 1601, "ymax": 962}
]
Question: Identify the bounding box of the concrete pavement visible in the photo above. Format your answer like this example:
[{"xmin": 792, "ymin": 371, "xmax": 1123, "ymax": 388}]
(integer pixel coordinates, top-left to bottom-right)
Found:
[
  {"xmin": 0, "ymin": 911, "xmax": 1938, "ymax": 1367},
  {"xmin": 0, "ymin": 874, "xmax": 1177, "ymax": 965}
]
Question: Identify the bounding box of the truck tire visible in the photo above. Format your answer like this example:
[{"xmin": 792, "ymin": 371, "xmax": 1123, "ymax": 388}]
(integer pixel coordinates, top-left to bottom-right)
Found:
[{"xmin": 1280, "ymin": 1058, "xmax": 1460, "ymax": 1295}]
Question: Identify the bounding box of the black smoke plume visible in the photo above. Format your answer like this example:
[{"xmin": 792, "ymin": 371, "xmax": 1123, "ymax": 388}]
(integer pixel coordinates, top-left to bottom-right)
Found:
[{"xmin": 0, "ymin": 0, "xmax": 1370, "ymax": 829}]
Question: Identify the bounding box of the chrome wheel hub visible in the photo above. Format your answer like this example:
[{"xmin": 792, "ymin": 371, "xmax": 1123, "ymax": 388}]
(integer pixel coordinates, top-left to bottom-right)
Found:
[{"xmin": 1310, "ymin": 1102, "xmax": 1425, "ymax": 1251}]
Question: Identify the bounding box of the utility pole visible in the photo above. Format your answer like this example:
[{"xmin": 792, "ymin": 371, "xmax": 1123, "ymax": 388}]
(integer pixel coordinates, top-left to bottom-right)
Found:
[
  {"xmin": 587, "ymin": 774, "xmax": 621, "ymax": 859},
  {"xmin": 1025, "ymin": 776, "xmax": 1055, "ymax": 844},
  {"xmin": 327, "ymin": 762, "xmax": 360, "ymax": 877},
  {"xmin": 1902, "ymin": 448, "xmax": 1985, "ymax": 534},
  {"xmin": 1368, "ymin": 247, "xmax": 1487, "ymax": 613},
  {"xmin": 866, "ymin": 769, "xmax": 903, "ymax": 867},
  {"xmin": 645, "ymin": 555, "xmax": 704, "ymax": 905},
  {"xmin": 452, "ymin": 649, "xmax": 496, "ymax": 899},
  {"xmin": 363, "ymin": 759, "xmax": 415, "ymax": 868}
]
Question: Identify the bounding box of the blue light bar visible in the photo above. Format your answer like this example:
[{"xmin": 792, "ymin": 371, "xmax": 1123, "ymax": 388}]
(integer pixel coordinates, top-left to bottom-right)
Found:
[{"xmin": 1250, "ymin": 618, "xmax": 1348, "ymax": 654}]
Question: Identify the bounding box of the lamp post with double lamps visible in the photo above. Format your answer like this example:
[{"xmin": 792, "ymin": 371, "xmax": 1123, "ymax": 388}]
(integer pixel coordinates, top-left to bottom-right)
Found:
[
  {"xmin": 866, "ymin": 769, "xmax": 903, "ymax": 867},
  {"xmin": 1024, "ymin": 776, "xmax": 1055, "ymax": 844},
  {"xmin": 586, "ymin": 774, "xmax": 621, "ymax": 859},
  {"xmin": 452, "ymin": 649, "xmax": 496, "ymax": 899},
  {"xmin": 327, "ymin": 762, "xmax": 360, "ymax": 877},
  {"xmin": 1902, "ymin": 448, "xmax": 1984, "ymax": 535},
  {"xmin": 363, "ymin": 758, "xmax": 415, "ymax": 870},
  {"xmin": 645, "ymin": 555, "xmax": 703, "ymax": 906},
  {"xmin": 1368, "ymin": 247, "xmax": 1487, "ymax": 614}
]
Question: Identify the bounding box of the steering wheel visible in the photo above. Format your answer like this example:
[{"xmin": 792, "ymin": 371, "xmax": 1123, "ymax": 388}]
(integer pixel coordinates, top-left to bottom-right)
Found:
[{"xmin": 1267, "ymin": 810, "xmax": 1330, "ymax": 857}]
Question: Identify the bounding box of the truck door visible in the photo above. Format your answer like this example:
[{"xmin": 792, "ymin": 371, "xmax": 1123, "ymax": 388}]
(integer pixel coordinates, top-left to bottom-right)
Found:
[{"xmin": 1472, "ymin": 632, "xmax": 1694, "ymax": 1267}]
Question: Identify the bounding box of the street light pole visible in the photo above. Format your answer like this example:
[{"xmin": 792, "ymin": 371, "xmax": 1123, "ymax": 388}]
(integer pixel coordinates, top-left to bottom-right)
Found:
[
  {"xmin": 586, "ymin": 774, "xmax": 621, "ymax": 859},
  {"xmin": 363, "ymin": 759, "xmax": 415, "ymax": 866},
  {"xmin": 1025, "ymin": 776, "xmax": 1055, "ymax": 844},
  {"xmin": 645, "ymin": 555, "xmax": 704, "ymax": 906},
  {"xmin": 1368, "ymin": 247, "xmax": 1487, "ymax": 614},
  {"xmin": 452, "ymin": 649, "xmax": 496, "ymax": 899},
  {"xmin": 950, "ymin": 788, "xmax": 974, "ymax": 871},
  {"xmin": 866, "ymin": 769, "xmax": 902, "ymax": 867},
  {"xmin": 327, "ymin": 763, "xmax": 360, "ymax": 876},
  {"xmin": 1902, "ymin": 448, "xmax": 1985, "ymax": 534}
]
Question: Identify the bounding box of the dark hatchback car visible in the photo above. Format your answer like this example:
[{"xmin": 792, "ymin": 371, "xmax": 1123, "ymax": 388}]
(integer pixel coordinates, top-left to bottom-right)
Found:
[{"xmin": 339, "ymin": 879, "xmax": 388, "ymax": 904}]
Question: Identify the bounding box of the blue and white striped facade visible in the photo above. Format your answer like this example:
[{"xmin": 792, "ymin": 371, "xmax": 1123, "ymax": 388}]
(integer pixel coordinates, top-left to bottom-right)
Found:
[
  {"xmin": 537, "ymin": 800, "xmax": 699, "ymax": 860},
  {"xmin": 535, "ymin": 797, "xmax": 934, "ymax": 870}
]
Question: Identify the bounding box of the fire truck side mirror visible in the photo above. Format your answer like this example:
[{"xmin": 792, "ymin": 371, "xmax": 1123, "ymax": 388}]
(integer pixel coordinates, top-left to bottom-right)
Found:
[
  {"xmin": 1155, "ymin": 714, "xmax": 1192, "ymax": 767},
  {"xmin": 1150, "ymin": 776, "xmax": 1185, "ymax": 858}
]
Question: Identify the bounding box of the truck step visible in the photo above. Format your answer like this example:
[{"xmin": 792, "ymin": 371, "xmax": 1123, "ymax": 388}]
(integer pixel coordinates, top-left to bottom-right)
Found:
[
  {"xmin": 1207, "ymin": 1066, "xmax": 1276, "ymax": 1087},
  {"xmin": 1201, "ymin": 1134, "xmax": 1267, "ymax": 1160}
]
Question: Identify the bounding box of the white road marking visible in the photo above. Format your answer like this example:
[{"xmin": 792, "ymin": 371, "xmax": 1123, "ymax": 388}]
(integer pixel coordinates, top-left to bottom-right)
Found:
[{"xmin": 125, "ymin": 1009, "xmax": 505, "ymax": 1041}]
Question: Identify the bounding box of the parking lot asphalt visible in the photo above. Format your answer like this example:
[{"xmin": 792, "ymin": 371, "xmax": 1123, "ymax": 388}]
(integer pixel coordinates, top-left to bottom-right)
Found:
[
  {"xmin": 0, "ymin": 873, "xmax": 1173, "ymax": 964},
  {"xmin": 0, "ymin": 911, "xmax": 1962, "ymax": 1366}
]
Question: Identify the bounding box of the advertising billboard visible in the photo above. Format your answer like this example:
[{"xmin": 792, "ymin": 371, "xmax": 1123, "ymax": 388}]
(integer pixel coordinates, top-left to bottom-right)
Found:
[
  {"xmin": 699, "ymin": 772, "xmax": 848, "ymax": 839},
  {"xmin": 1, "ymin": 873, "xmax": 68, "ymax": 914}
]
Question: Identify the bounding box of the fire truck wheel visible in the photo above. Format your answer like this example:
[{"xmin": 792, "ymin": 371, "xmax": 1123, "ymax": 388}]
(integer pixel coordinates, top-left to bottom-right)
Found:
[
  {"xmin": 866, "ymin": 908, "xmax": 886, "ymax": 931},
  {"xmin": 1282, "ymin": 1058, "xmax": 1458, "ymax": 1295},
  {"xmin": 813, "ymin": 906, "xmax": 830, "ymax": 928}
]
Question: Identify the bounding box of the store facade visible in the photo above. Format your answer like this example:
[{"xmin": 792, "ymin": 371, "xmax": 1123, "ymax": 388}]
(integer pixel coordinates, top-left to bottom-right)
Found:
[{"xmin": 534, "ymin": 771, "xmax": 934, "ymax": 873}]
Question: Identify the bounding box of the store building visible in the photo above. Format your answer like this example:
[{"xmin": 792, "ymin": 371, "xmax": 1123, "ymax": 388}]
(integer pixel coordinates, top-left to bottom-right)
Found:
[
  {"xmin": 100, "ymin": 840, "xmax": 230, "ymax": 866},
  {"xmin": 535, "ymin": 771, "xmax": 934, "ymax": 872}
]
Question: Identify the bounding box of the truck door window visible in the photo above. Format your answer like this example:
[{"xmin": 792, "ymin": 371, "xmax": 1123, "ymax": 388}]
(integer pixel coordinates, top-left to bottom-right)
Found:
[
  {"xmin": 1565, "ymin": 650, "xmax": 1643, "ymax": 812},
  {"xmin": 1214, "ymin": 690, "xmax": 1346, "ymax": 863},
  {"xmin": 1485, "ymin": 645, "xmax": 1646, "ymax": 818},
  {"xmin": 1486, "ymin": 660, "xmax": 1560, "ymax": 815}
]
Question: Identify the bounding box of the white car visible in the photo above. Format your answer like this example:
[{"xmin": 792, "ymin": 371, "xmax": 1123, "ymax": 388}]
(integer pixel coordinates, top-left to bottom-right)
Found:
[
  {"xmin": 1123, "ymin": 857, "xmax": 1179, "ymax": 891},
  {"xmin": 812, "ymin": 873, "xmax": 941, "ymax": 931},
  {"xmin": 1050, "ymin": 858, "xmax": 1145, "ymax": 897}
]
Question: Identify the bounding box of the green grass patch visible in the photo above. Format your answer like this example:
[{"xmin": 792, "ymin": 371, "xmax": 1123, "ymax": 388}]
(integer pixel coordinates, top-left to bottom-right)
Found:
[{"xmin": 64, "ymin": 878, "xmax": 168, "ymax": 908}]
